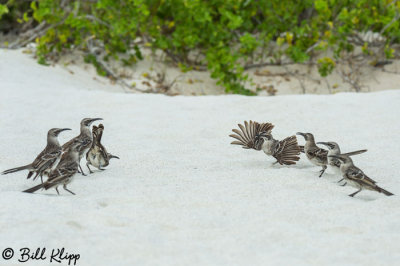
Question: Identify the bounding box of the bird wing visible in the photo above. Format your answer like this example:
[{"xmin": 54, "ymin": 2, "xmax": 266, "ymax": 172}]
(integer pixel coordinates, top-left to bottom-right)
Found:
[
  {"xmin": 31, "ymin": 149, "xmax": 47, "ymax": 168},
  {"xmin": 97, "ymin": 124, "xmax": 104, "ymax": 142},
  {"xmin": 307, "ymin": 147, "xmax": 328, "ymax": 163},
  {"xmin": 64, "ymin": 137, "xmax": 92, "ymax": 154},
  {"xmin": 79, "ymin": 137, "xmax": 93, "ymax": 152},
  {"xmin": 331, "ymin": 158, "xmax": 341, "ymax": 168},
  {"xmin": 62, "ymin": 137, "xmax": 76, "ymax": 151},
  {"xmin": 31, "ymin": 148, "xmax": 61, "ymax": 170},
  {"xmin": 346, "ymin": 166, "xmax": 377, "ymax": 185},
  {"xmin": 229, "ymin": 120, "xmax": 274, "ymax": 150},
  {"xmin": 273, "ymin": 135, "xmax": 301, "ymax": 165},
  {"xmin": 99, "ymin": 145, "xmax": 109, "ymax": 160},
  {"xmin": 90, "ymin": 126, "xmax": 99, "ymax": 148},
  {"xmin": 46, "ymin": 161, "xmax": 78, "ymax": 186},
  {"xmin": 41, "ymin": 150, "xmax": 62, "ymax": 161},
  {"xmin": 44, "ymin": 173, "xmax": 72, "ymax": 190}
]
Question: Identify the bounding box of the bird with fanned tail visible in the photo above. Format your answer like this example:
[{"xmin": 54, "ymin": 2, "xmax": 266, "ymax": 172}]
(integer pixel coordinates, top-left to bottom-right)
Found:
[{"xmin": 230, "ymin": 120, "xmax": 301, "ymax": 165}]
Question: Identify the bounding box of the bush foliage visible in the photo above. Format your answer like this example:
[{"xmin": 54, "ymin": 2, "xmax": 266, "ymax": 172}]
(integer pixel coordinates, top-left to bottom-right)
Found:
[{"xmin": 1, "ymin": 0, "xmax": 399, "ymax": 94}]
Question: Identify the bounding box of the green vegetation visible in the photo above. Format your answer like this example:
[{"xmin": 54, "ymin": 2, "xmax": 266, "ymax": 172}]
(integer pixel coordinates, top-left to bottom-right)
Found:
[{"xmin": 1, "ymin": 0, "xmax": 399, "ymax": 94}]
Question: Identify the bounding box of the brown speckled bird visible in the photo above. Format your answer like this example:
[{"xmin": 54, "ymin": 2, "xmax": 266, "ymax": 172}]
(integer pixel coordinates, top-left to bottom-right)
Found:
[
  {"xmin": 23, "ymin": 142, "xmax": 82, "ymax": 195},
  {"xmin": 86, "ymin": 124, "xmax": 119, "ymax": 173},
  {"xmin": 329, "ymin": 154, "xmax": 394, "ymax": 197},
  {"xmin": 2, "ymin": 128, "xmax": 71, "ymax": 182},
  {"xmin": 62, "ymin": 118, "xmax": 103, "ymax": 175}
]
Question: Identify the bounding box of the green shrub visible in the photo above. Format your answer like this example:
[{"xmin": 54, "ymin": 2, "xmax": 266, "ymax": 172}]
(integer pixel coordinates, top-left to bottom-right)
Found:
[
  {"xmin": 0, "ymin": 0, "xmax": 34, "ymax": 33},
  {"xmin": 2, "ymin": 0, "xmax": 399, "ymax": 94},
  {"xmin": 0, "ymin": 5, "xmax": 8, "ymax": 19}
]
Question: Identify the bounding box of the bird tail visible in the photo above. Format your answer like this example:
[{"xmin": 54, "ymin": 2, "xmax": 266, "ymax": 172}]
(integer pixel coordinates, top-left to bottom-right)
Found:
[
  {"xmin": 23, "ymin": 183, "xmax": 45, "ymax": 194},
  {"xmin": 27, "ymin": 171, "xmax": 34, "ymax": 179},
  {"xmin": 2, "ymin": 164, "xmax": 32, "ymax": 175},
  {"xmin": 342, "ymin": 149, "xmax": 367, "ymax": 157},
  {"xmin": 377, "ymin": 186, "xmax": 394, "ymax": 196},
  {"xmin": 109, "ymin": 154, "xmax": 120, "ymax": 160}
]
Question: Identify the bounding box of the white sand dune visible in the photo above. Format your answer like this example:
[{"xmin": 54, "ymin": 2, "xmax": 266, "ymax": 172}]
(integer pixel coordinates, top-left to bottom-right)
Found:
[{"xmin": 0, "ymin": 49, "xmax": 399, "ymax": 266}]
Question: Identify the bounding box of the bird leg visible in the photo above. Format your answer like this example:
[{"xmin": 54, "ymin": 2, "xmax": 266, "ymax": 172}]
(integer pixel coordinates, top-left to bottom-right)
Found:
[
  {"xmin": 32, "ymin": 172, "xmax": 39, "ymax": 180},
  {"xmin": 63, "ymin": 184, "xmax": 76, "ymax": 195},
  {"xmin": 337, "ymin": 178, "xmax": 345, "ymax": 183},
  {"xmin": 78, "ymin": 165, "xmax": 86, "ymax": 176},
  {"xmin": 39, "ymin": 172, "xmax": 46, "ymax": 184},
  {"xmin": 86, "ymin": 162, "xmax": 94, "ymax": 174},
  {"xmin": 349, "ymin": 188, "xmax": 362, "ymax": 197},
  {"xmin": 340, "ymin": 182, "xmax": 347, "ymax": 187},
  {"xmin": 55, "ymin": 187, "xmax": 60, "ymax": 195},
  {"xmin": 319, "ymin": 166, "xmax": 327, "ymax": 178}
]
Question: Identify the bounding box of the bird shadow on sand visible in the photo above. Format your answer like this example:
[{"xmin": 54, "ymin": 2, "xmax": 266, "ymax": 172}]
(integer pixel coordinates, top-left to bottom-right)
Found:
[
  {"xmin": 21, "ymin": 191, "xmax": 74, "ymax": 197},
  {"xmin": 290, "ymin": 164, "xmax": 317, "ymax": 170},
  {"xmin": 240, "ymin": 159, "xmax": 312, "ymax": 170},
  {"xmin": 84, "ymin": 169, "xmax": 107, "ymax": 175},
  {"xmin": 344, "ymin": 194, "xmax": 378, "ymax": 202}
]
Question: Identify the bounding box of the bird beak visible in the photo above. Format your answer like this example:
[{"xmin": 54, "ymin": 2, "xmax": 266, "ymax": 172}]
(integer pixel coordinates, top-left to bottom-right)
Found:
[
  {"xmin": 296, "ymin": 132, "xmax": 306, "ymax": 138},
  {"xmin": 90, "ymin": 118, "xmax": 103, "ymax": 123},
  {"xmin": 57, "ymin": 128, "xmax": 71, "ymax": 134},
  {"xmin": 88, "ymin": 118, "xmax": 103, "ymax": 125},
  {"xmin": 109, "ymin": 155, "xmax": 120, "ymax": 160}
]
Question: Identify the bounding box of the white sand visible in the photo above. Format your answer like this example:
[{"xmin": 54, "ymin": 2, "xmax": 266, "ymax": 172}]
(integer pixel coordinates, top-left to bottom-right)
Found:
[{"xmin": 0, "ymin": 49, "xmax": 399, "ymax": 265}]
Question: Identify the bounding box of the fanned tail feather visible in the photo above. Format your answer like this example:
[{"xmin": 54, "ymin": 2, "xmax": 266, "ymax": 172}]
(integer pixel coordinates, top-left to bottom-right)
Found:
[
  {"xmin": 274, "ymin": 136, "xmax": 301, "ymax": 165},
  {"xmin": 229, "ymin": 120, "xmax": 274, "ymax": 150}
]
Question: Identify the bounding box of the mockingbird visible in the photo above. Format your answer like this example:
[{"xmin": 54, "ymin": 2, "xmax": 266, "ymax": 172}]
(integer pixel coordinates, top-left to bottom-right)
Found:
[
  {"xmin": 230, "ymin": 120, "xmax": 301, "ymax": 165},
  {"xmin": 317, "ymin": 141, "xmax": 367, "ymax": 182},
  {"xmin": 2, "ymin": 128, "xmax": 71, "ymax": 182},
  {"xmin": 23, "ymin": 142, "xmax": 82, "ymax": 195},
  {"xmin": 296, "ymin": 132, "xmax": 329, "ymax": 177},
  {"xmin": 63, "ymin": 118, "xmax": 102, "ymax": 176},
  {"xmin": 86, "ymin": 124, "xmax": 119, "ymax": 173},
  {"xmin": 329, "ymin": 154, "xmax": 394, "ymax": 197}
]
